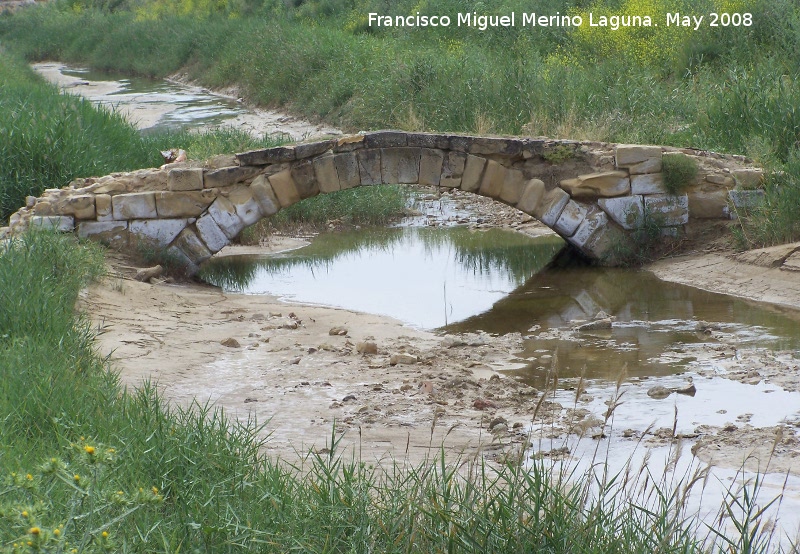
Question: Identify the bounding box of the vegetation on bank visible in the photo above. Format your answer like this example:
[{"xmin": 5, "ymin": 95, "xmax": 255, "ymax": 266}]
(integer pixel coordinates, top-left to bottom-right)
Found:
[{"xmin": 0, "ymin": 231, "xmax": 788, "ymax": 552}]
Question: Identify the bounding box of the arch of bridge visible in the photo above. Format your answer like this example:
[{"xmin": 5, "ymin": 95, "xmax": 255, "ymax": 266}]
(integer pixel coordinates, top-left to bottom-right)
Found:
[{"xmin": 6, "ymin": 131, "xmax": 762, "ymax": 273}]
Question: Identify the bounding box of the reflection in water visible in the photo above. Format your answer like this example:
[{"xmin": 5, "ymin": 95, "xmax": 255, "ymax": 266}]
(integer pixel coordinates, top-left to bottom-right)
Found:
[
  {"xmin": 446, "ymin": 267, "xmax": 800, "ymax": 388},
  {"xmin": 199, "ymin": 227, "xmax": 565, "ymax": 329}
]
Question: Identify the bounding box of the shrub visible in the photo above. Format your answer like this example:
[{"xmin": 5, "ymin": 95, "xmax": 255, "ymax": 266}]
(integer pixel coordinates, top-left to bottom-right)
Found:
[{"xmin": 662, "ymin": 153, "xmax": 699, "ymax": 195}]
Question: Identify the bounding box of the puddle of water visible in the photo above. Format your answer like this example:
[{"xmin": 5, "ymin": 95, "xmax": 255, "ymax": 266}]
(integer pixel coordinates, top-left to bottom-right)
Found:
[{"xmin": 199, "ymin": 227, "xmax": 565, "ymax": 329}]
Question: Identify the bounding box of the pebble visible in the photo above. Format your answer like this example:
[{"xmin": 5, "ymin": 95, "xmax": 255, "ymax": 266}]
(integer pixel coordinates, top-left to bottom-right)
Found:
[{"xmin": 220, "ymin": 337, "xmax": 241, "ymax": 348}]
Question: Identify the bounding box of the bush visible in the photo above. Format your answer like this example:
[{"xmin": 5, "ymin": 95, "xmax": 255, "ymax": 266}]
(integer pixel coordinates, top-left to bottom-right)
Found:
[{"xmin": 661, "ymin": 153, "xmax": 699, "ymax": 195}]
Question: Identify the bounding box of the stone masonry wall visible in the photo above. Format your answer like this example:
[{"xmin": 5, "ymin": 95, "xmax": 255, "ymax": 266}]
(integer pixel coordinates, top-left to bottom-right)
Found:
[{"xmin": 2, "ymin": 131, "xmax": 763, "ymax": 273}]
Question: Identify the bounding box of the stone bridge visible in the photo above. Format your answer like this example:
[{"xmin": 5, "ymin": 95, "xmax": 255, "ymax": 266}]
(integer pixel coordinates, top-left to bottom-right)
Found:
[{"xmin": 4, "ymin": 131, "xmax": 763, "ymax": 273}]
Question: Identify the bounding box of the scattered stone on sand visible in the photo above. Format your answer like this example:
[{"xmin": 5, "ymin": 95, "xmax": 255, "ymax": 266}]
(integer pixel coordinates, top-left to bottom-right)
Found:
[
  {"xmin": 418, "ymin": 381, "xmax": 435, "ymax": 394},
  {"xmin": 442, "ymin": 335, "xmax": 467, "ymax": 348},
  {"xmin": 220, "ymin": 337, "xmax": 241, "ymax": 348},
  {"xmin": 647, "ymin": 385, "xmax": 672, "ymax": 399},
  {"xmin": 473, "ymin": 398, "xmax": 497, "ymax": 410},
  {"xmin": 289, "ymin": 356, "xmax": 302, "ymax": 365},
  {"xmin": 329, "ymin": 326, "xmax": 348, "ymax": 336},
  {"xmin": 577, "ymin": 318, "xmax": 613, "ymax": 332},
  {"xmin": 389, "ymin": 353, "xmax": 418, "ymax": 365},
  {"xmin": 244, "ymin": 397, "xmax": 258, "ymax": 403},
  {"xmin": 135, "ymin": 265, "xmax": 163, "ymax": 282},
  {"xmin": 488, "ymin": 416, "xmax": 507, "ymax": 430},
  {"xmin": 356, "ymin": 341, "xmax": 378, "ymax": 355},
  {"xmin": 675, "ymin": 378, "xmax": 697, "ymax": 396}
]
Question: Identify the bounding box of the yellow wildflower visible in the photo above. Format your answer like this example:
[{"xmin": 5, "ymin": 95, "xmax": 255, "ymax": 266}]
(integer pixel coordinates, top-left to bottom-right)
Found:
[
  {"xmin": 26, "ymin": 474, "xmax": 33, "ymax": 480},
  {"xmin": 21, "ymin": 511, "xmax": 29, "ymax": 518},
  {"xmin": 84, "ymin": 445, "xmax": 95, "ymax": 455},
  {"xmin": 74, "ymin": 474, "xmax": 81, "ymax": 482},
  {"xmin": 101, "ymin": 531, "xmax": 109, "ymax": 538},
  {"xmin": 30, "ymin": 527, "xmax": 40, "ymax": 535}
]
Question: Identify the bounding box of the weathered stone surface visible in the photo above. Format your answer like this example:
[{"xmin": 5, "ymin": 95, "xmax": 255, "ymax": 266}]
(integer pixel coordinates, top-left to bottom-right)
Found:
[
  {"xmin": 295, "ymin": 139, "xmax": 336, "ymax": 159},
  {"xmin": 732, "ymin": 168, "xmax": 764, "ymax": 189},
  {"xmin": 570, "ymin": 210, "xmax": 611, "ymax": 254},
  {"xmin": 439, "ymin": 151, "xmax": 467, "ymax": 188},
  {"xmin": 355, "ymin": 149, "xmax": 381, "ymax": 186},
  {"xmin": 733, "ymin": 242, "xmax": 800, "ymax": 268},
  {"xmin": 156, "ymin": 191, "xmax": 216, "ymax": 218},
  {"xmin": 644, "ymin": 194, "xmax": 689, "ymax": 226},
  {"xmin": 627, "ymin": 158, "xmax": 663, "ymax": 175},
  {"xmin": 406, "ymin": 133, "xmax": 451, "ymax": 149},
  {"xmin": 290, "ymin": 159, "xmax": 319, "ymax": 198},
  {"xmin": 782, "ymin": 251, "xmax": 800, "ymax": 272},
  {"xmin": 334, "ymin": 152, "xmax": 361, "ymax": 189},
  {"xmin": 535, "ymin": 187, "xmax": 570, "ymax": 227},
  {"xmin": 598, "ymin": 196, "xmax": 644, "ymax": 229},
  {"xmin": 559, "ymin": 171, "xmax": 630, "ymax": 198},
  {"xmin": 554, "ymin": 200, "xmax": 589, "ymax": 237},
  {"xmin": 33, "ymin": 201, "xmax": 54, "ymax": 216},
  {"xmin": 174, "ymin": 228, "xmax": 211, "ymax": 264},
  {"xmin": 631, "ymin": 173, "xmax": 666, "ymax": 195},
  {"xmin": 419, "ymin": 149, "xmax": 445, "ymax": 187},
  {"xmin": 705, "ymin": 174, "xmax": 735, "ymax": 187},
  {"xmin": 333, "ymin": 135, "xmax": 365, "ymax": 152},
  {"xmin": 203, "ymin": 166, "xmax": 261, "ymax": 189},
  {"xmin": 129, "ymin": 219, "xmax": 187, "ymax": 247},
  {"xmin": 195, "ymin": 213, "xmax": 229, "ymax": 253},
  {"xmin": 77, "ymin": 221, "xmax": 128, "ymax": 246},
  {"xmin": 381, "ymin": 147, "xmax": 420, "ymax": 184},
  {"xmin": 478, "ymin": 160, "xmax": 507, "ymax": 198},
  {"xmin": 268, "ymin": 169, "xmax": 301, "ymax": 207},
  {"xmin": 112, "ymin": 192, "xmax": 157, "ymax": 220},
  {"xmin": 166, "ymin": 245, "xmax": 199, "ymax": 275},
  {"xmin": 207, "ymin": 196, "xmax": 245, "ymax": 239},
  {"xmin": 250, "ymin": 175, "xmax": 280, "ymax": 216},
  {"xmin": 95, "ymin": 194, "xmax": 112, "ymax": 221},
  {"xmin": 516, "ymin": 179, "xmax": 546, "ymax": 214},
  {"xmin": 31, "ymin": 215, "xmax": 74, "ymax": 232},
  {"xmin": 499, "ymin": 169, "xmax": 526, "ymax": 205},
  {"xmin": 365, "ymin": 131, "xmax": 407, "ymax": 148},
  {"xmin": 57, "ymin": 195, "xmax": 95, "ymax": 220},
  {"xmin": 228, "ymin": 186, "xmax": 263, "ymax": 225},
  {"xmin": 313, "ymin": 154, "xmax": 341, "ymax": 193},
  {"xmin": 169, "ymin": 168, "xmax": 204, "ymax": 191},
  {"xmin": 688, "ymin": 189, "xmax": 729, "ymax": 219},
  {"xmin": 91, "ymin": 179, "xmax": 130, "ymax": 195},
  {"xmin": 729, "ymin": 189, "xmax": 765, "ymax": 210},
  {"xmin": 236, "ymin": 146, "xmax": 296, "ymax": 165},
  {"xmin": 204, "ymin": 154, "xmax": 237, "ymax": 170},
  {"xmin": 460, "ymin": 155, "xmax": 487, "ymax": 193},
  {"xmin": 467, "ymin": 137, "xmax": 523, "ymax": 157},
  {"xmin": 615, "ymin": 144, "xmax": 662, "ymax": 167}
]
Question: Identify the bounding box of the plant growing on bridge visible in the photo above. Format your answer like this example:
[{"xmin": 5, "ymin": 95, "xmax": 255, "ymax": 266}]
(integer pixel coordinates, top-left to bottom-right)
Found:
[{"xmin": 662, "ymin": 153, "xmax": 699, "ymax": 195}]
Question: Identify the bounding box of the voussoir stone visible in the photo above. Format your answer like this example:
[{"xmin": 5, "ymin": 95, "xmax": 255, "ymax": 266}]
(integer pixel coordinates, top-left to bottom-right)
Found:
[
  {"xmin": 227, "ymin": 186, "xmax": 263, "ymax": 226},
  {"xmin": 419, "ymin": 149, "xmax": 445, "ymax": 187},
  {"xmin": 268, "ymin": 169, "xmax": 301, "ymax": 207},
  {"xmin": 250, "ymin": 175, "xmax": 280, "ymax": 216},
  {"xmin": 207, "ymin": 196, "xmax": 245, "ymax": 239},
  {"xmin": 570, "ymin": 210, "xmax": 609, "ymax": 252},
  {"xmin": 499, "ymin": 169, "xmax": 526, "ymax": 205},
  {"xmin": 459, "ymin": 155, "xmax": 487, "ymax": 193},
  {"xmin": 313, "ymin": 153, "xmax": 341, "ymax": 193},
  {"xmin": 195, "ymin": 213, "xmax": 229, "ymax": 253},
  {"xmin": 381, "ymin": 147, "xmax": 420, "ymax": 184},
  {"xmin": 559, "ymin": 171, "xmax": 630, "ymax": 198},
  {"xmin": 290, "ymin": 159, "xmax": 320, "ymax": 198},
  {"xmin": 598, "ymin": 196, "xmax": 645, "ymax": 229},
  {"xmin": 357, "ymin": 149, "xmax": 382, "ymax": 186},
  {"xmin": 334, "ymin": 152, "xmax": 361, "ymax": 189},
  {"xmin": 129, "ymin": 219, "xmax": 188, "ymax": 247},
  {"xmin": 516, "ymin": 179, "xmax": 546, "ymax": 215},
  {"xmin": 478, "ymin": 160, "xmax": 507, "ymax": 198},
  {"xmin": 173, "ymin": 228, "xmax": 212, "ymax": 264},
  {"xmin": 554, "ymin": 200, "xmax": 589, "ymax": 237},
  {"xmin": 535, "ymin": 187, "xmax": 570, "ymax": 227}
]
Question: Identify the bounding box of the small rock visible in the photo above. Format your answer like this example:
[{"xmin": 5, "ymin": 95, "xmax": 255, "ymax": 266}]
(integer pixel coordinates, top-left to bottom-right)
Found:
[
  {"xmin": 595, "ymin": 311, "xmax": 610, "ymax": 320},
  {"xmin": 288, "ymin": 356, "xmax": 301, "ymax": 365},
  {"xmin": 250, "ymin": 313, "xmax": 265, "ymax": 320},
  {"xmin": 490, "ymin": 423, "xmax": 508, "ymax": 435},
  {"xmin": 329, "ymin": 326, "xmax": 348, "ymax": 336},
  {"xmin": 389, "ymin": 353, "xmax": 418, "ymax": 365},
  {"xmin": 342, "ymin": 394, "xmax": 357, "ymax": 402},
  {"xmin": 356, "ymin": 341, "xmax": 378, "ymax": 355},
  {"xmin": 647, "ymin": 385, "xmax": 672, "ymax": 399},
  {"xmin": 269, "ymin": 311, "xmax": 282, "ymax": 317},
  {"xmin": 675, "ymin": 378, "xmax": 696, "ymax": 396},
  {"xmin": 488, "ymin": 416, "xmax": 507, "ymax": 430},
  {"xmin": 622, "ymin": 429, "xmax": 636, "ymax": 438},
  {"xmin": 282, "ymin": 321, "xmax": 298, "ymax": 330},
  {"xmin": 473, "ymin": 398, "xmax": 496, "ymax": 410},
  {"xmin": 418, "ymin": 380, "xmax": 434, "ymax": 394},
  {"xmin": 243, "ymin": 398, "xmax": 258, "ymax": 403},
  {"xmin": 442, "ymin": 335, "xmax": 467, "ymax": 348},
  {"xmin": 135, "ymin": 265, "xmax": 163, "ymax": 282},
  {"xmin": 220, "ymin": 337, "xmax": 241, "ymax": 348},
  {"xmin": 308, "ymin": 347, "xmax": 318, "ymax": 354},
  {"xmin": 577, "ymin": 318, "xmax": 613, "ymax": 332}
]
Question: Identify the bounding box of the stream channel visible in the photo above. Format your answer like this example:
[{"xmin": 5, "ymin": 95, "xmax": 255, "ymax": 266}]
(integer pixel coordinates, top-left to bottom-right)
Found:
[{"xmin": 39, "ymin": 62, "xmax": 800, "ymax": 546}]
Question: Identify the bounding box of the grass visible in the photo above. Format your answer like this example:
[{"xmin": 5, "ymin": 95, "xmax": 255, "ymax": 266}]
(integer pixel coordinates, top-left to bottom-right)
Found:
[
  {"xmin": 1, "ymin": 236, "xmax": 792, "ymax": 552},
  {"xmin": 662, "ymin": 153, "xmax": 699, "ymax": 196}
]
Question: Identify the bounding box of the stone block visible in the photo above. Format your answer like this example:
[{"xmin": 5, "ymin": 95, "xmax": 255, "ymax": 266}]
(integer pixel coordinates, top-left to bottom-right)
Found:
[
  {"xmin": 96, "ymin": 194, "xmax": 112, "ymax": 221},
  {"xmin": 570, "ymin": 210, "xmax": 610, "ymax": 252},
  {"xmin": 732, "ymin": 168, "xmax": 764, "ymax": 189},
  {"xmin": 58, "ymin": 194, "xmax": 96, "ymax": 220},
  {"xmin": 92, "ymin": 179, "xmax": 129, "ymax": 195},
  {"xmin": 77, "ymin": 221, "xmax": 128, "ymax": 246},
  {"xmin": 334, "ymin": 152, "xmax": 361, "ymax": 189},
  {"xmin": 644, "ymin": 194, "xmax": 689, "ymax": 226},
  {"xmin": 156, "ymin": 191, "xmax": 216, "ymax": 218},
  {"xmin": 356, "ymin": 149, "xmax": 382, "ymax": 186},
  {"xmin": 583, "ymin": 222, "xmax": 630, "ymax": 263},
  {"xmin": 129, "ymin": 219, "xmax": 187, "ymax": 247},
  {"xmin": 554, "ymin": 200, "xmax": 589, "ymax": 237},
  {"xmin": 478, "ymin": 160, "xmax": 507, "ymax": 198},
  {"xmin": 228, "ymin": 186, "xmax": 263, "ymax": 226},
  {"xmin": 615, "ymin": 144, "xmax": 662, "ymax": 167},
  {"xmin": 250, "ymin": 175, "xmax": 280, "ymax": 217},
  {"xmin": 236, "ymin": 146, "xmax": 296, "ymax": 166},
  {"xmin": 112, "ymin": 192, "xmax": 157, "ymax": 220},
  {"xmin": 631, "ymin": 173, "xmax": 666, "ymax": 195},
  {"xmin": 31, "ymin": 215, "xmax": 74, "ymax": 232},
  {"xmin": 598, "ymin": 196, "xmax": 645, "ymax": 229},
  {"xmin": 406, "ymin": 133, "xmax": 451, "ymax": 149},
  {"xmin": 166, "ymin": 245, "xmax": 199, "ymax": 276},
  {"xmin": 467, "ymin": 137, "xmax": 523, "ymax": 157},
  {"xmin": 782, "ymin": 251, "xmax": 800, "ymax": 272},
  {"xmin": 313, "ymin": 154, "xmax": 341, "ymax": 193},
  {"xmin": 333, "ymin": 134, "xmax": 366, "ymax": 152},
  {"xmin": 168, "ymin": 168, "xmax": 204, "ymax": 191},
  {"xmin": 688, "ymin": 189, "xmax": 729, "ymax": 219},
  {"xmin": 460, "ymin": 155, "xmax": 486, "ymax": 193},
  {"xmin": 626, "ymin": 158, "xmax": 663, "ymax": 175},
  {"xmin": 439, "ymin": 150, "xmax": 466, "ymax": 188},
  {"xmin": 364, "ymin": 131, "xmax": 408, "ymax": 148},
  {"xmin": 419, "ymin": 149, "xmax": 445, "ymax": 187},
  {"xmin": 295, "ymin": 139, "xmax": 336, "ymax": 159},
  {"xmin": 268, "ymin": 169, "xmax": 301, "ymax": 207},
  {"xmin": 381, "ymin": 147, "xmax": 421, "ymax": 184},
  {"xmin": 499, "ymin": 169, "xmax": 526, "ymax": 205},
  {"xmin": 728, "ymin": 189, "xmax": 765, "ymax": 210},
  {"xmin": 705, "ymin": 174, "xmax": 735, "ymax": 187},
  {"xmin": 291, "ymin": 159, "xmax": 320, "ymax": 198},
  {"xmin": 559, "ymin": 171, "xmax": 630, "ymax": 198},
  {"xmin": 203, "ymin": 166, "xmax": 261, "ymax": 189},
  {"xmin": 196, "ymin": 213, "xmax": 229, "ymax": 253},
  {"xmin": 207, "ymin": 196, "xmax": 245, "ymax": 239},
  {"xmin": 174, "ymin": 228, "xmax": 212, "ymax": 264},
  {"xmin": 516, "ymin": 179, "xmax": 546, "ymax": 214},
  {"xmin": 535, "ymin": 187, "xmax": 570, "ymax": 227},
  {"xmin": 33, "ymin": 201, "xmax": 54, "ymax": 216}
]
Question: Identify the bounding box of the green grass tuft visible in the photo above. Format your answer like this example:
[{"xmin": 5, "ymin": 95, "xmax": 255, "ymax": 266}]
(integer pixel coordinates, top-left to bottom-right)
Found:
[{"xmin": 662, "ymin": 153, "xmax": 699, "ymax": 196}]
